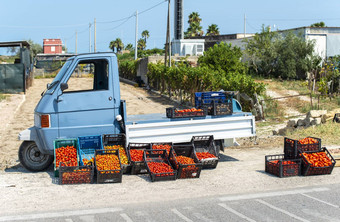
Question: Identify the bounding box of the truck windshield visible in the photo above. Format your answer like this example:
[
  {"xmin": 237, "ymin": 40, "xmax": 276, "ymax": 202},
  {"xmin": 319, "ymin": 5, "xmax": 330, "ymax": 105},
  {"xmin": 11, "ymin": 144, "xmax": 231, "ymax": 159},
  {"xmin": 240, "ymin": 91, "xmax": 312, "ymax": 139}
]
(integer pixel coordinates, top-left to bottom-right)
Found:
[{"xmin": 44, "ymin": 59, "xmax": 73, "ymax": 95}]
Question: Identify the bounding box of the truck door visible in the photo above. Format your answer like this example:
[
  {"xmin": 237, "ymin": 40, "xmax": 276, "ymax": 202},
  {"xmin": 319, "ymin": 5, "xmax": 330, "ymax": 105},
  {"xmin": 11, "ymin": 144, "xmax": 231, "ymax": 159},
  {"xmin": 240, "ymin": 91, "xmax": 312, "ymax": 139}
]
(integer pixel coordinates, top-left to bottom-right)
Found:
[{"xmin": 56, "ymin": 58, "xmax": 120, "ymax": 138}]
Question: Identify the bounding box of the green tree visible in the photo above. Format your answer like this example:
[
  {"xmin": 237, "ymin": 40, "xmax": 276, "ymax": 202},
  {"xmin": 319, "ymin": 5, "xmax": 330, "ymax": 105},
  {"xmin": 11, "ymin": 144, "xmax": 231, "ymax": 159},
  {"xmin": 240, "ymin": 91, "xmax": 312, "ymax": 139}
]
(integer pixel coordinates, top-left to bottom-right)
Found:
[
  {"xmin": 137, "ymin": 39, "xmax": 146, "ymax": 50},
  {"xmin": 311, "ymin": 21, "xmax": 326, "ymax": 27},
  {"xmin": 206, "ymin": 24, "xmax": 220, "ymax": 36},
  {"xmin": 141, "ymin": 30, "xmax": 150, "ymax": 45},
  {"xmin": 109, "ymin": 38, "xmax": 124, "ymax": 53},
  {"xmin": 27, "ymin": 40, "xmax": 43, "ymax": 58},
  {"xmin": 244, "ymin": 25, "xmax": 279, "ymax": 77},
  {"xmin": 125, "ymin": 43, "xmax": 134, "ymax": 51},
  {"xmin": 184, "ymin": 12, "xmax": 204, "ymax": 38}
]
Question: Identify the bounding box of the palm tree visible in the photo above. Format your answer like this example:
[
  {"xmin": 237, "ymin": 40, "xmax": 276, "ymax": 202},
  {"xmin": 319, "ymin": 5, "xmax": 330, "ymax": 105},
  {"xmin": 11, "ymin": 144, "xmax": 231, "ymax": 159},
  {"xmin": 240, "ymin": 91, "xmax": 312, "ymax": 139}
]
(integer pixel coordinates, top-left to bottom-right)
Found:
[
  {"xmin": 206, "ymin": 24, "xmax": 220, "ymax": 36},
  {"xmin": 109, "ymin": 38, "xmax": 124, "ymax": 53},
  {"xmin": 141, "ymin": 30, "xmax": 150, "ymax": 44},
  {"xmin": 115, "ymin": 38, "xmax": 124, "ymax": 53},
  {"xmin": 184, "ymin": 12, "xmax": 204, "ymax": 38},
  {"xmin": 125, "ymin": 43, "xmax": 133, "ymax": 51},
  {"xmin": 109, "ymin": 40, "xmax": 116, "ymax": 52},
  {"xmin": 137, "ymin": 39, "xmax": 146, "ymax": 50}
]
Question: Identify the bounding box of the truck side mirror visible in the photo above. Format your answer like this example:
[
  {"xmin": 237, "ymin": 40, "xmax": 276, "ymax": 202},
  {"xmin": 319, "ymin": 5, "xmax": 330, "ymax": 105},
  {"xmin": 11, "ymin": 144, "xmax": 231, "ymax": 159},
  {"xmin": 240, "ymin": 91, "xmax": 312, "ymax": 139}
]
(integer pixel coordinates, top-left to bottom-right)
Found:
[{"xmin": 60, "ymin": 83, "xmax": 68, "ymax": 92}]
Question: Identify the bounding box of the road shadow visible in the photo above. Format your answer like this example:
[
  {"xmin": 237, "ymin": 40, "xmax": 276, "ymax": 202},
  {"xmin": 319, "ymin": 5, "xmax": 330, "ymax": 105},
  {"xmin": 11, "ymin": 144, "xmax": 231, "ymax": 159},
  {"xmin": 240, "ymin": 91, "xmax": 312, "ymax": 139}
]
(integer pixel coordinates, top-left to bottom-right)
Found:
[
  {"xmin": 218, "ymin": 153, "xmax": 239, "ymax": 162},
  {"xmin": 256, "ymin": 170, "xmax": 278, "ymax": 178}
]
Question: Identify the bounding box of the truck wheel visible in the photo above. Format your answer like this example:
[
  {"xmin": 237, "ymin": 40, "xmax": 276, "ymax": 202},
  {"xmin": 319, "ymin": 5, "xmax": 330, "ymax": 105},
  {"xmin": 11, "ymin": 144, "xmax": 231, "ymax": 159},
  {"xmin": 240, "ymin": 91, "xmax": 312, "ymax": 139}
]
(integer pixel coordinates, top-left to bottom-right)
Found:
[{"xmin": 18, "ymin": 141, "xmax": 53, "ymax": 172}]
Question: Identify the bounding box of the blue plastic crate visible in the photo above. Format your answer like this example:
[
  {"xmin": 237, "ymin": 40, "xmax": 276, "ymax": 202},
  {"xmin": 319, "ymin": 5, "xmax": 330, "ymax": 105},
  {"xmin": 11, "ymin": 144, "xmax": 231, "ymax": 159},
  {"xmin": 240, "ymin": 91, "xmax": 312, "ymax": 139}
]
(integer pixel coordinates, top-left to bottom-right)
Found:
[
  {"xmin": 195, "ymin": 91, "xmax": 234, "ymax": 108},
  {"xmin": 78, "ymin": 135, "xmax": 103, "ymax": 166}
]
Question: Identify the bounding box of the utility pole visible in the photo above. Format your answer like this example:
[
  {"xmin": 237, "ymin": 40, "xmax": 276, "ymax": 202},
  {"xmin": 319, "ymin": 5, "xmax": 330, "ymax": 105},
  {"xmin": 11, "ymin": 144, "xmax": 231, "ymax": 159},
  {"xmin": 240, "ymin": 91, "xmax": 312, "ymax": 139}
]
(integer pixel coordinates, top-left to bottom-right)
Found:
[
  {"xmin": 134, "ymin": 10, "xmax": 138, "ymax": 60},
  {"xmin": 168, "ymin": 0, "xmax": 171, "ymax": 67},
  {"xmin": 165, "ymin": 0, "xmax": 171, "ymax": 67},
  {"xmin": 89, "ymin": 23, "xmax": 92, "ymax": 53},
  {"xmin": 94, "ymin": 18, "xmax": 96, "ymax": 52},
  {"xmin": 244, "ymin": 14, "xmax": 246, "ymax": 38},
  {"xmin": 75, "ymin": 31, "xmax": 78, "ymax": 54}
]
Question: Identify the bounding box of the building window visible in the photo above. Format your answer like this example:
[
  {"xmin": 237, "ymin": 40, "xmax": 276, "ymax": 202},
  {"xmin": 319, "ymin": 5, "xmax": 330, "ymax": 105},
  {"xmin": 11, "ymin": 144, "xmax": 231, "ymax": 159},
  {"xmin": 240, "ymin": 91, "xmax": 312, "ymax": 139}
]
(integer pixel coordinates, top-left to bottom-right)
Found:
[
  {"xmin": 197, "ymin": 44, "xmax": 203, "ymax": 53},
  {"xmin": 51, "ymin": 46, "xmax": 55, "ymax": 52}
]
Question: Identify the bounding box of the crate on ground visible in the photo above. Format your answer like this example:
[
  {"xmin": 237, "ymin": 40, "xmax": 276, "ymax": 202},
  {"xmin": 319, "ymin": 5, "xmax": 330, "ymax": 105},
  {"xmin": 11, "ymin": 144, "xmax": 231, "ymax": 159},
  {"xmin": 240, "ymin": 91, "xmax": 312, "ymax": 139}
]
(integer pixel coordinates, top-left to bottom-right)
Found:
[
  {"xmin": 299, "ymin": 147, "xmax": 336, "ymax": 176},
  {"xmin": 102, "ymin": 134, "xmax": 131, "ymax": 174},
  {"xmin": 191, "ymin": 135, "xmax": 219, "ymax": 169},
  {"xmin": 169, "ymin": 144, "xmax": 202, "ymax": 179},
  {"xmin": 95, "ymin": 149, "xmax": 122, "ymax": 183},
  {"xmin": 265, "ymin": 154, "xmax": 301, "ymax": 178},
  {"xmin": 53, "ymin": 138, "xmax": 79, "ymax": 177},
  {"xmin": 128, "ymin": 143, "xmax": 151, "ymax": 175},
  {"xmin": 284, "ymin": 137, "xmax": 321, "ymax": 159},
  {"xmin": 194, "ymin": 91, "xmax": 234, "ymax": 108},
  {"xmin": 151, "ymin": 142, "xmax": 174, "ymax": 157},
  {"xmin": 166, "ymin": 107, "xmax": 207, "ymax": 119},
  {"xmin": 59, "ymin": 162, "xmax": 94, "ymax": 185},
  {"xmin": 144, "ymin": 149, "xmax": 177, "ymax": 182},
  {"xmin": 78, "ymin": 135, "xmax": 103, "ymax": 166}
]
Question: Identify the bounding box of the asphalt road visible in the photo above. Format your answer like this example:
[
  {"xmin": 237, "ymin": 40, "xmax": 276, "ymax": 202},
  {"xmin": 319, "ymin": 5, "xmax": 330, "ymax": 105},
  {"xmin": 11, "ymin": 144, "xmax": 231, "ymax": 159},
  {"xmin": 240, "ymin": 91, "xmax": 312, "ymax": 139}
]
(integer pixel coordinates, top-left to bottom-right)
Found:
[{"xmin": 1, "ymin": 183, "xmax": 339, "ymax": 222}]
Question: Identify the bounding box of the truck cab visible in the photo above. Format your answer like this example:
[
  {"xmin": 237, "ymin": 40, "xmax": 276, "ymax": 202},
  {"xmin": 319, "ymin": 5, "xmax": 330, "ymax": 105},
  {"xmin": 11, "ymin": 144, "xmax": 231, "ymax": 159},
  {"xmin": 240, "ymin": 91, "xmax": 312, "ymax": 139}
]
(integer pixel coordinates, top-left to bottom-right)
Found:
[{"xmin": 18, "ymin": 53, "xmax": 124, "ymax": 171}]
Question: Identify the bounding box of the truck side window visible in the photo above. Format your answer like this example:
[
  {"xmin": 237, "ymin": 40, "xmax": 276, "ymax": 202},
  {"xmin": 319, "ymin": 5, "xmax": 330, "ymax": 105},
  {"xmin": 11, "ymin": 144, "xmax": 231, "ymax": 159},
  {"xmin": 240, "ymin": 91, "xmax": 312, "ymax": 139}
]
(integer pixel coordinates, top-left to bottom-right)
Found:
[{"xmin": 64, "ymin": 59, "xmax": 109, "ymax": 92}]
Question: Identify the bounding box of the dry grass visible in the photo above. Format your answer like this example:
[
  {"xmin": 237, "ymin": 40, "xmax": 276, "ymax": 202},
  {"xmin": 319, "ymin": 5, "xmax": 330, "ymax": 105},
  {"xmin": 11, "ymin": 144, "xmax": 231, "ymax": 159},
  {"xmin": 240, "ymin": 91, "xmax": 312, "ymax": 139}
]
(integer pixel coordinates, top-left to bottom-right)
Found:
[{"xmin": 286, "ymin": 121, "xmax": 340, "ymax": 145}]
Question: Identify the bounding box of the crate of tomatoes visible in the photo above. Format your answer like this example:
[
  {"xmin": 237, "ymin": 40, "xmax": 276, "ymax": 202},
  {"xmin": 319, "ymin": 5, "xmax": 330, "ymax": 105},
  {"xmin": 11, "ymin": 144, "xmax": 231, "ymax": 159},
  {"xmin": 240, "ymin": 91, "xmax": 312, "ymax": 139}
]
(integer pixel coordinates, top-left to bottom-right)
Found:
[
  {"xmin": 95, "ymin": 149, "xmax": 122, "ymax": 183},
  {"xmin": 78, "ymin": 135, "xmax": 103, "ymax": 166},
  {"xmin": 265, "ymin": 154, "xmax": 301, "ymax": 178},
  {"xmin": 284, "ymin": 137, "xmax": 321, "ymax": 159},
  {"xmin": 103, "ymin": 134, "xmax": 131, "ymax": 174},
  {"xmin": 54, "ymin": 138, "xmax": 79, "ymax": 177},
  {"xmin": 144, "ymin": 149, "xmax": 177, "ymax": 182},
  {"xmin": 166, "ymin": 107, "xmax": 207, "ymax": 119},
  {"xmin": 128, "ymin": 143, "xmax": 151, "ymax": 175},
  {"xmin": 169, "ymin": 144, "xmax": 202, "ymax": 179},
  {"xmin": 299, "ymin": 147, "xmax": 336, "ymax": 176},
  {"xmin": 191, "ymin": 135, "xmax": 219, "ymax": 169},
  {"xmin": 58, "ymin": 162, "xmax": 94, "ymax": 185},
  {"xmin": 151, "ymin": 142, "xmax": 174, "ymax": 157}
]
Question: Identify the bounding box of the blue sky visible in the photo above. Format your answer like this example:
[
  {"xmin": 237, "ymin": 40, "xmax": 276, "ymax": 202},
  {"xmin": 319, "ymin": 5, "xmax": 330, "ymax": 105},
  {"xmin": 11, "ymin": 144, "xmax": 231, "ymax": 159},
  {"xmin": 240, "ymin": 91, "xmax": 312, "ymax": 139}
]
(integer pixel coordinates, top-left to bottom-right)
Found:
[{"xmin": 1, "ymin": 0, "xmax": 340, "ymax": 55}]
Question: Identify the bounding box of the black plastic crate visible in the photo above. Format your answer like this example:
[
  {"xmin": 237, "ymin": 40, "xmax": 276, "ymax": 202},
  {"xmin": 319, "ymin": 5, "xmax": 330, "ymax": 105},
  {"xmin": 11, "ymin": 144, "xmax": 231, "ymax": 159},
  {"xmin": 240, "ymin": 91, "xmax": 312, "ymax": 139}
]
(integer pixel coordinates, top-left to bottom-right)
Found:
[
  {"xmin": 128, "ymin": 143, "xmax": 151, "ymax": 175},
  {"xmin": 170, "ymin": 145, "xmax": 202, "ymax": 179},
  {"xmin": 151, "ymin": 142, "xmax": 174, "ymax": 157},
  {"xmin": 209, "ymin": 99, "xmax": 233, "ymax": 116},
  {"xmin": 144, "ymin": 150, "xmax": 177, "ymax": 182},
  {"xmin": 78, "ymin": 135, "xmax": 103, "ymax": 166},
  {"xmin": 166, "ymin": 107, "xmax": 207, "ymax": 119},
  {"xmin": 265, "ymin": 154, "xmax": 301, "ymax": 178},
  {"xmin": 53, "ymin": 138, "xmax": 79, "ymax": 177},
  {"xmin": 299, "ymin": 147, "xmax": 336, "ymax": 176},
  {"xmin": 58, "ymin": 162, "xmax": 94, "ymax": 185},
  {"xmin": 95, "ymin": 149, "xmax": 122, "ymax": 183},
  {"xmin": 284, "ymin": 137, "xmax": 321, "ymax": 159},
  {"xmin": 191, "ymin": 135, "xmax": 219, "ymax": 169},
  {"xmin": 102, "ymin": 134, "xmax": 131, "ymax": 174}
]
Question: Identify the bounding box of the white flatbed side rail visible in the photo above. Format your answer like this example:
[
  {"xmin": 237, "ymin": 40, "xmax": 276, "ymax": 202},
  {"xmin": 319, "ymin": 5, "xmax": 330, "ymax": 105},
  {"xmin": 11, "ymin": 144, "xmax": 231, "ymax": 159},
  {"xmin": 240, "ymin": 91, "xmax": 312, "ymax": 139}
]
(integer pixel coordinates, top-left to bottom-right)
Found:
[{"xmin": 126, "ymin": 115, "xmax": 255, "ymax": 144}]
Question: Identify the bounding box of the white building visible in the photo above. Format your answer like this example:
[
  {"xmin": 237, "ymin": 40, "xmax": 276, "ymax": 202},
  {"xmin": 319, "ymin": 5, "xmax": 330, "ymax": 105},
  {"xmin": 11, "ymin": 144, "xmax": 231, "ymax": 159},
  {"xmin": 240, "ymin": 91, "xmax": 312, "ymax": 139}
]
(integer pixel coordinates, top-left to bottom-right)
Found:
[{"xmin": 172, "ymin": 39, "xmax": 205, "ymax": 56}]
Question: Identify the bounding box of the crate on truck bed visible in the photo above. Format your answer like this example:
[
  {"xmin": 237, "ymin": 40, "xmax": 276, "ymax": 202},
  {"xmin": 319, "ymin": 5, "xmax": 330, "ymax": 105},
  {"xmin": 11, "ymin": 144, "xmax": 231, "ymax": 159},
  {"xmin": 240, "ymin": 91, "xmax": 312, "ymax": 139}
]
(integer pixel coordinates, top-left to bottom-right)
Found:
[
  {"xmin": 78, "ymin": 135, "xmax": 103, "ymax": 166},
  {"xmin": 195, "ymin": 91, "xmax": 234, "ymax": 116},
  {"xmin": 191, "ymin": 135, "xmax": 219, "ymax": 169},
  {"xmin": 166, "ymin": 107, "xmax": 207, "ymax": 119},
  {"xmin": 102, "ymin": 134, "xmax": 131, "ymax": 174},
  {"xmin": 144, "ymin": 149, "xmax": 177, "ymax": 182}
]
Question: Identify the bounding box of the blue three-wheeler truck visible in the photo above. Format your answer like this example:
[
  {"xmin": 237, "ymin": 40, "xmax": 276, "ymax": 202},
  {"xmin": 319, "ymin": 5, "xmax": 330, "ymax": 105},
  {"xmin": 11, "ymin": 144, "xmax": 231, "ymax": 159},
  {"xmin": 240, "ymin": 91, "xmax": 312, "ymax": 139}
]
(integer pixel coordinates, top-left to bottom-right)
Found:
[{"xmin": 18, "ymin": 52, "xmax": 256, "ymax": 171}]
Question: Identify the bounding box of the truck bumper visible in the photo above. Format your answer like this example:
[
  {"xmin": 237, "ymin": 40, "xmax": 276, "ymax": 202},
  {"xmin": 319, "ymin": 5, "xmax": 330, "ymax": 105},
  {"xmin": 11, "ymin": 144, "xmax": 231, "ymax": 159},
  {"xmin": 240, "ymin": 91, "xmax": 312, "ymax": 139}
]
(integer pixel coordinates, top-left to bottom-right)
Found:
[{"xmin": 18, "ymin": 127, "xmax": 51, "ymax": 155}]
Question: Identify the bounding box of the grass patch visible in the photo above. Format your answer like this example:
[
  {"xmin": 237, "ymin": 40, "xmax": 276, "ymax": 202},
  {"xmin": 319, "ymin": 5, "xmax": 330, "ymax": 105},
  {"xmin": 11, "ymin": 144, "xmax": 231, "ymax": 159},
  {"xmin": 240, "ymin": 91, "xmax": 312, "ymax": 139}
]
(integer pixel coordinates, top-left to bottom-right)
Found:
[
  {"xmin": 0, "ymin": 93, "xmax": 8, "ymax": 102},
  {"xmin": 286, "ymin": 121, "xmax": 340, "ymax": 145}
]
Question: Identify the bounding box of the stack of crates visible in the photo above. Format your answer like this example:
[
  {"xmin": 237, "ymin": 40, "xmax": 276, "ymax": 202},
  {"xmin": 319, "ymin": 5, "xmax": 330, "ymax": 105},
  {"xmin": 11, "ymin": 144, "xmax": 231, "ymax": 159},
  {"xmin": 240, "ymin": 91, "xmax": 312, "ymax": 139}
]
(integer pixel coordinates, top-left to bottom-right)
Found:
[{"xmin": 195, "ymin": 91, "xmax": 234, "ymax": 116}]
